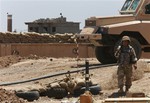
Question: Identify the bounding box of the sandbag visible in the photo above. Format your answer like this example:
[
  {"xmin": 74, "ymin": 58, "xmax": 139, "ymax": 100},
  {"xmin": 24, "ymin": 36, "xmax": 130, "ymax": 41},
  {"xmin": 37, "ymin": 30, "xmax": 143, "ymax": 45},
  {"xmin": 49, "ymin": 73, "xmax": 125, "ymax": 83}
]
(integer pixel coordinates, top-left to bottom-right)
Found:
[
  {"xmin": 59, "ymin": 81, "xmax": 68, "ymax": 89},
  {"xmin": 75, "ymin": 78, "xmax": 85, "ymax": 87},
  {"xmin": 90, "ymin": 79, "xmax": 97, "ymax": 86},
  {"xmin": 66, "ymin": 83, "xmax": 77, "ymax": 95},
  {"xmin": 67, "ymin": 80, "xmax": 76, "ymax": 88},
  {"xmin": 50, "ymin": 83, "xmax": 60, "ymax": 88}
]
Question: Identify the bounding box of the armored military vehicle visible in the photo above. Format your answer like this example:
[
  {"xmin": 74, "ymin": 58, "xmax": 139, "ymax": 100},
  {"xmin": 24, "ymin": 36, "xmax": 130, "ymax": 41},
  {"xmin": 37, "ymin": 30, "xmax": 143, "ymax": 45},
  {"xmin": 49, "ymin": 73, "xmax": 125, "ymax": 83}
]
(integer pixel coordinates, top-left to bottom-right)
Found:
[{"xmin": 78, "ymin": 0, "xmax": 150, "ymax": 64}]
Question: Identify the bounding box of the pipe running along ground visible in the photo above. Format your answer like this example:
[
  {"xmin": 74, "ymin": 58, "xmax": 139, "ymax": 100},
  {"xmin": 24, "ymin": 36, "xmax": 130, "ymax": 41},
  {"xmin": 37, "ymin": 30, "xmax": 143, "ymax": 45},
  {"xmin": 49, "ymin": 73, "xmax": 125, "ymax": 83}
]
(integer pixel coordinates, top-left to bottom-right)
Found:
[{"xmin": 0, "ymin": 63, "xmax": 116, "ymax": 86}]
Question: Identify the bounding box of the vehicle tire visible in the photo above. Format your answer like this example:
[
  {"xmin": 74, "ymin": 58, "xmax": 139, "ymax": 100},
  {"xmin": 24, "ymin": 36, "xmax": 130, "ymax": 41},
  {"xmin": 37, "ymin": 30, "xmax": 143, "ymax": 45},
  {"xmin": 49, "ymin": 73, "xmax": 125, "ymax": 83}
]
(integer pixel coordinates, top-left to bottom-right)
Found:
[
  {"xmin": 115, "ymin": 37, "xmax": 142, "ymax": 60},
  {"xmin": 81, "ymin": 85, "xmax": 101, "ymax": 95},
  {"xmin": 16, "ymin": 91, "xmax": 40, "ymax": 102},
  {"xmin": 74, "ymin": 85, "xmax": 101, "ymax": 96},
  {"xmin": 95, "ymin": 46, "xmax": 117, "ymax": 64},
  {"xmin": 47, "ymin": 88, "xmax": 68, "ymax": 99},
  {"xmin": 39, "ymin": 89, "xmax": 47, "ymax": 96},
  {"xmin": 73, "ymin": 88, "xmax": 84, "ymax": 97}
]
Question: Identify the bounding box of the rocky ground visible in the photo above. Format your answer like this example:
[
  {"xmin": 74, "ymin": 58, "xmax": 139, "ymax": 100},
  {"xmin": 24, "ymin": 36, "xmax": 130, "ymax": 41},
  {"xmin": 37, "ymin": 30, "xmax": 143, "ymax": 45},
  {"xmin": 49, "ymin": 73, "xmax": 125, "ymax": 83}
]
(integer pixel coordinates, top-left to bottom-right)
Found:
[{"xmin": 0, "ymin": 55, "xmax": 150, "ymax": 103}]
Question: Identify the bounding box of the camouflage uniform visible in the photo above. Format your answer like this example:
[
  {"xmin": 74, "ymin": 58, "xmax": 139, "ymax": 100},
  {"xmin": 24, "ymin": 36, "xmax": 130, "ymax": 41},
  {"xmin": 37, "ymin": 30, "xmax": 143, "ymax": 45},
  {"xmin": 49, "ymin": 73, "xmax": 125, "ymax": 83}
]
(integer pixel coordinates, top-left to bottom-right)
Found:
[{"xmin": 115, "ymin": 36, "xmax": 137, "ymax": 92}]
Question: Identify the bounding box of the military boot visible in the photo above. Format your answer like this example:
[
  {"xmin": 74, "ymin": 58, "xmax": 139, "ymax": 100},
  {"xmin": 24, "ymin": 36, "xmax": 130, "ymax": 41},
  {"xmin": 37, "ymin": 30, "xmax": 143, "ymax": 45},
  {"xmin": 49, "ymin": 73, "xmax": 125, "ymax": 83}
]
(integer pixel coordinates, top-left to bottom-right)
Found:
[
  {"xmin": 125, "ymin": 86, "xmax": 130, "ymax": 93},
  {"xmin": 118, "ymin": 87, "xmax": 124, "ymax": 93}
]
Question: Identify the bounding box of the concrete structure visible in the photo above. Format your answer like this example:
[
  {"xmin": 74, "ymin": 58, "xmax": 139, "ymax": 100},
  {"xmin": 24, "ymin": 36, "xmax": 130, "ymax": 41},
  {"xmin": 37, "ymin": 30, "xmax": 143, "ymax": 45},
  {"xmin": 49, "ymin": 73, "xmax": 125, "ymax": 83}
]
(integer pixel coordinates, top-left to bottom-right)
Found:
[
  {"xmin": 7, "ymin": 14, "xmax": 12, "ymax": 32},
  {"xmin": 25, "ymin": 16, "xmax": 80, "ymax": 34},
  {"xmin": 0, "ymin": 43, "xmax": 95, "ymax": 58},
  {"xmin": 103, "ymin": 98, "xmax": 150, "ymax": 103},
  {"xmin": 0, "ymin": 43, "xmax": 149, "ymax": 58}
]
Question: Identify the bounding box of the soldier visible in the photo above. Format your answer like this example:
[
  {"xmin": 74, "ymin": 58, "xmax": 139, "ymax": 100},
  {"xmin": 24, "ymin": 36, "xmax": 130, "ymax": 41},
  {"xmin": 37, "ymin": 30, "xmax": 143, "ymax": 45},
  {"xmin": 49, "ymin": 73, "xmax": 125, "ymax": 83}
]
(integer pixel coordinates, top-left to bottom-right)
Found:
[{"xmin": 115, "ymin": 36, "xmax": 137, "ymax": 93}]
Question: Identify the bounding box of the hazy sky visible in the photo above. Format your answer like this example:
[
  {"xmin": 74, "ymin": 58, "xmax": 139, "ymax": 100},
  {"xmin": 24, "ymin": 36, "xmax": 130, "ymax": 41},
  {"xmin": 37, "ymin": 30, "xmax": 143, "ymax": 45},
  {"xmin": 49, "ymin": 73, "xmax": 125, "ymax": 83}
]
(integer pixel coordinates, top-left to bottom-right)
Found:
[{"xmin": 0, "ymin": 0, "xmax": 125, "ymax": 32}]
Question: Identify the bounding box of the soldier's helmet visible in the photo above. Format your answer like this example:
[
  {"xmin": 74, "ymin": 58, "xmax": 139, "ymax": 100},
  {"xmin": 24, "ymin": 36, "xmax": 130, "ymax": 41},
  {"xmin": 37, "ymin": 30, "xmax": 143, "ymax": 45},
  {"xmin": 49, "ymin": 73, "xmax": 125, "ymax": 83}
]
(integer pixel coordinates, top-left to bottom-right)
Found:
[{"xmin": 122, "ymin": 36, "xmax": 131, "ymax": 42}]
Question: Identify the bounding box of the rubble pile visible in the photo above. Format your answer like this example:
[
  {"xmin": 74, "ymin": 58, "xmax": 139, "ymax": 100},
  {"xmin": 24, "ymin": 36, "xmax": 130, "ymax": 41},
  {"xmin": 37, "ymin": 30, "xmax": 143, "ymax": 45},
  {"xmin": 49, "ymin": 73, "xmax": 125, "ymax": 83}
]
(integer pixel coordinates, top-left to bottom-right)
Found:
[
  {"xmin": 0, "ymin": 32, "xmax": 85, "ymax": 43},
  {"xmin": 0, "ymin": 55, "xmax": 22, "ymax": 68}
]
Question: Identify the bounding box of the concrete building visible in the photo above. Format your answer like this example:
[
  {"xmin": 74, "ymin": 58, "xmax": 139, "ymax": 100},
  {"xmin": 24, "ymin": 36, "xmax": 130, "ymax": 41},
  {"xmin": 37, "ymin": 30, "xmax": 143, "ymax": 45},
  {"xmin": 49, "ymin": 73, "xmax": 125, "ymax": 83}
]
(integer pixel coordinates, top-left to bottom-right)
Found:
[{"xmin": 25, "ymin": 16, "xmax": 80, "ymax": 34}]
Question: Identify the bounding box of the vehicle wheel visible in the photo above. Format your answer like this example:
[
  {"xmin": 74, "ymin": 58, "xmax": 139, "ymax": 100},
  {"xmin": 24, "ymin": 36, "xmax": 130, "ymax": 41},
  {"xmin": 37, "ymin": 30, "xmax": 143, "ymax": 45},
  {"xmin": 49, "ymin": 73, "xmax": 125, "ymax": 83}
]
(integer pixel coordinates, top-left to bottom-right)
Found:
[
  {"xmin": 47, "ymin": 88, "xmax": 68, "ymax": 99},
  {"xmin": 81, "ymin": 85, "xmax": 101, "ymax": 95},
  {"xmin": 115, "ymin": 37, "xmax": 142, "ymax": 60},
  {"xmin": 73, "ymin": 88, "xmax": 84, "ymax": 97},
  {"xmin": 95, "ymin": 46, "xmax": 117, "ymax": 64},
  {"xmin": 74, "ymin": 85, "xmax": 101, "ymax": 96},
  {"xmin": 39, "ymin": 89, "xmax": 47, "ymax": 96},
  {"xmin": 16, "ymin": 91, "xmax": 40, "ymax": 102}
]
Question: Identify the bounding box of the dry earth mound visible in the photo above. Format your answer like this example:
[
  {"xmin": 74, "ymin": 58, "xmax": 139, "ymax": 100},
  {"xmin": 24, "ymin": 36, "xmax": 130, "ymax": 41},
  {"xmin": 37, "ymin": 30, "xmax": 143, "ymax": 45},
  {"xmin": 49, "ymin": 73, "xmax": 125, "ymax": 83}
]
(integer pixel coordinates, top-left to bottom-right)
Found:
[
  {"xmin": 0, "ymin": 55, "xmax": 22, "ymax": 68},
  {"xmin": 0, "ymin": 88, "xmax": 26, "ymax": 103}
]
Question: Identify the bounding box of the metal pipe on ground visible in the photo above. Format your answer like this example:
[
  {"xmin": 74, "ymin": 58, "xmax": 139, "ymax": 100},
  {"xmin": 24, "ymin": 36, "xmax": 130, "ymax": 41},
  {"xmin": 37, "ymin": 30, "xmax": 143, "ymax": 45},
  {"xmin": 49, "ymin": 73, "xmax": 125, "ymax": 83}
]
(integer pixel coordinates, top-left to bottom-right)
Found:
[
  {"xmin": 85, "ymin": 60, "xmax": 90, "ymax": 91},
  {"xmin": 0, "ymin": 63, "xmax": 117, "ymax": 86}
]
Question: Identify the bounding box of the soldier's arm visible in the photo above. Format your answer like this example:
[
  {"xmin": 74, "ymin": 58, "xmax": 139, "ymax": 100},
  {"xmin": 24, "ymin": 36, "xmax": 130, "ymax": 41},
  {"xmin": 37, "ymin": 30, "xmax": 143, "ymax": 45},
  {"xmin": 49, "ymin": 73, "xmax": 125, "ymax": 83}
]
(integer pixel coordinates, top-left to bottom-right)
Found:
[
  {"xmin": 131, "ymin": 48, "xmax": 138, "ymax": 63},
  {"xmin": 114, "ymin": 45, "xmax": 121, "ymax": 59},
  {"xmin": 131, "ymin": 48, "xmax": 138, "ymax": 69}
]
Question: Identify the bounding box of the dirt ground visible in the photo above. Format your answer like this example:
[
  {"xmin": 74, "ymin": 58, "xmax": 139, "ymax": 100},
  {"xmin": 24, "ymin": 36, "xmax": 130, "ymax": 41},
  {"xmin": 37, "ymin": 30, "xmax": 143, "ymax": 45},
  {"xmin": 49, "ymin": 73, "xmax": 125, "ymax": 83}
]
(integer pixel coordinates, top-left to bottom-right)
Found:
[{"xmin": 0, "ymin": 55, "xmax": 150, "ymax": 103}]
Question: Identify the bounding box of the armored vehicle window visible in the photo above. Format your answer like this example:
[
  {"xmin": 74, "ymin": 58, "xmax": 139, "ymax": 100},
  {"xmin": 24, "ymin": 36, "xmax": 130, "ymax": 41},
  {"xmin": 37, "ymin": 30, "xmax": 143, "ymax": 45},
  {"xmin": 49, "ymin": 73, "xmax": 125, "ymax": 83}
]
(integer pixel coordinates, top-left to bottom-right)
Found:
[
  {"xmin": 121, "ymin": 0, "xmax": 132, "ymax": 11},
  {"xmin": 129, "ymin": 0, "xmax": 140, "ymax": 10},
  {"xmin": 145, "ymin": 4, "xmax": 150, "ymax": 14}
]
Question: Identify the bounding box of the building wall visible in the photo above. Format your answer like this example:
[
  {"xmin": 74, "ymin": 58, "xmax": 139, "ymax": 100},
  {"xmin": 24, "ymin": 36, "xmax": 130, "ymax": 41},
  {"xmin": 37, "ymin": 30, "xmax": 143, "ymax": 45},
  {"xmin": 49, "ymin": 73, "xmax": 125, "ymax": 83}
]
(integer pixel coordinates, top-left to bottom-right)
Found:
[
  {"xmin": 28, "ymin": 23, "xmax": 51, "ymax": 33},
  {"xmin": 0, "ymin": 43, "xmax": 150, "ymax": 59},
  {"xmin": 53, "ymin": 23, "xmax": 80, "ymax": 34},
  {"xmin": 27, "ymin": 22, "xmax": 80, "ymax": 34}
]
